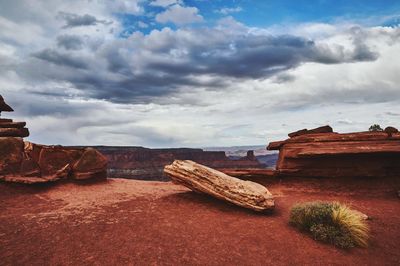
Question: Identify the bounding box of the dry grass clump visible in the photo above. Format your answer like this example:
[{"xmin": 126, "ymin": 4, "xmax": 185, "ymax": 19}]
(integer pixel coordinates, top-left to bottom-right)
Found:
[{"xmin": 289, "ymin": 201, "xmax": 369, "ymax": 248}]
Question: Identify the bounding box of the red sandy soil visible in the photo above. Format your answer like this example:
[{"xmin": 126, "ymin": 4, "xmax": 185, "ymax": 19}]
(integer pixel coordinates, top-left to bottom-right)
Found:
[{"xmin": 1, "ymin": 176, "xmax": 400, "ymax": 265}]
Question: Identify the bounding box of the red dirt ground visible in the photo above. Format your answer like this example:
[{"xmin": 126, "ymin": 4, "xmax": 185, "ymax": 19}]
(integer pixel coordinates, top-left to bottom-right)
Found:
[{"xmin": 1, "ymin": 176, "xmax": 399, "ymax": 265}]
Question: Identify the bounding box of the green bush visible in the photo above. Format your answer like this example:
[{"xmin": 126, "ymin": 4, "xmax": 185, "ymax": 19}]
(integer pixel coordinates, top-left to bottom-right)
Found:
[
  {"xmin": 289, "ymin": 201, "xmax": 369, "ymax": 249},
  {"xmin": 369, "ymin": 124, "xmax": 383, "ymax": 131}
]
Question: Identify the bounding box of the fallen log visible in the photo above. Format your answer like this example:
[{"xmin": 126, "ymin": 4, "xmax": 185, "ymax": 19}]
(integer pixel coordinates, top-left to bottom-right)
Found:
[{"xmin": 164, "ymin": 160, "xmax": 274, "ymax": 212}]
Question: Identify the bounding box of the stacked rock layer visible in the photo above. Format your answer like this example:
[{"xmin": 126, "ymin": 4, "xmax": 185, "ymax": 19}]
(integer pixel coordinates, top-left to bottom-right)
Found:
[
  {"xmin": 267, "ymin": 125, "xmax": 400, "ymax": 178},
  {"xmin": 0, "ymin": 95, "xmax": 29, "ymax": 138}
]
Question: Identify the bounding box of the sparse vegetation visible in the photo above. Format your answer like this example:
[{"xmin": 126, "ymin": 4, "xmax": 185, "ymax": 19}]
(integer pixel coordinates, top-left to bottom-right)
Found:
[
  {"xmin": 369, "ymin": 124, "xmax": 383, "ymax": 132},
  {"xmin": 289, "ymin": 201, "xmax": 369, "ymax": 249}
]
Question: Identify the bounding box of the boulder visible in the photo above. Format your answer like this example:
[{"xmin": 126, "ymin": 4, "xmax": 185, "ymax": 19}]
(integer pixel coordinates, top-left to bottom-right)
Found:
[
  {"xmin": 72, "ymin": 148, "xmax": 108, "ymax": 180},
  {"xmin": 36, "ymin": 145, "xmax": 83, "ymax": 176},
  {"xmin": 164, "ymin": 160, "xmax": 274, "ymax": 212},
  {"xmin": 385, "ymin": 126, "xmax": 398, "ymax": 137}
]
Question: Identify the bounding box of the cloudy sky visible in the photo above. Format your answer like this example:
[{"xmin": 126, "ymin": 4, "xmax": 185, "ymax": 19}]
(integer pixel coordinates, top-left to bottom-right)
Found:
[{"xmin": 1, "ymin": 0, "xmax": 400, "ymax": 147}]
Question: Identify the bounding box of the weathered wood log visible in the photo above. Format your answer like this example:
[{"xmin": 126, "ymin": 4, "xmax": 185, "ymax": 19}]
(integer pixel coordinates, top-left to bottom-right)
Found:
[{"xmin": 164, "ymin": 160, "xmax": 274, "ymax": 212}]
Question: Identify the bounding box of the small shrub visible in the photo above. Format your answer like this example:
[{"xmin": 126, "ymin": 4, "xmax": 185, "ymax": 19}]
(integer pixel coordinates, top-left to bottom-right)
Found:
[
  {"xmin": 369, "ymin": 124, "xmax": 383, "ymax": 132},
  {"xmin": 289, "ymin": 201, "xmax": 369, "ymax": 249}
]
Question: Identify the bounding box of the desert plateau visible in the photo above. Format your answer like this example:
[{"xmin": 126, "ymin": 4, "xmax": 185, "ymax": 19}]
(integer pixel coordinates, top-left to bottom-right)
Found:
[{"xmin": 1, "ymin": 1, "xmax": 400, "ymax": 265}]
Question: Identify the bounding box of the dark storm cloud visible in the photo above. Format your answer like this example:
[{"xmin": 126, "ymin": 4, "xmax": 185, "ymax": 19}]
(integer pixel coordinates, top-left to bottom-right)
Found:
[
  {"xmin": 57, "ymin": 12, "xmax": 112, "ymax": 28},
  {"xmin": 23, "ymin": 26, "xmax": 379, "ymax": 104},
  {"xmin": 57, "ymin": 34, "xmax": 84, "ymax": 50},
  {"xmin": 32, "ymin": 49, "xmax": 88, "ymax": 69}
]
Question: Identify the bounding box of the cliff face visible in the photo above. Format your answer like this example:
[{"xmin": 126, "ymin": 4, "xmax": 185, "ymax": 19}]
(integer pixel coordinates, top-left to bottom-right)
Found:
[{"xmin": 91, "ymin": 146, "xmax": 265, "ymax": 180}]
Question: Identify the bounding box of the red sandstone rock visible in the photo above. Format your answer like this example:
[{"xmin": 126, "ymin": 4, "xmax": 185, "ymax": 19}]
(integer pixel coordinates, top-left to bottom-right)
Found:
[
  {"xmin": 0, "ymin": 139, "xmax": 107, "ymax": 184},
  {"xmin": 0, "ymin": 128, "xmax": 29, "ymax": 137},
  {"xmin": 385, "ymin": 126, "xmax": 398, "ymax": 137},
  {"xmin": 288, "ymin": 125, "xmax": 333, "ymax": 138},
  {"xmin": 0, "ymin": 122, "xmax": 26, "ymax": 128},
  {"xmin": 20, "ymin": 158, "xmax": 41, "ymax": 177},
  {"xmin": 0, "ymin": 137, "xmax": 24, "ymax": 175},
  {"xmin": 0, "ymin": 95, "xmax": 30, "ymax": 138},
  {"xmin": 72, "ymin": 148, "xmax": 108, "ymax": 180},
  {"xmin": 0, "ymin": 165, "xmax": 70, "ymax": 184},
  {"xmin": 35, "ymin": 145, "xmax": 83, "ymax": 176},
  {"xmin": 268, "ymin": 127, "xmax": 400, "ymax": 178},
  {"xmin": 0, "ymin": 95, "xmax": 13, "ymax": 112}
]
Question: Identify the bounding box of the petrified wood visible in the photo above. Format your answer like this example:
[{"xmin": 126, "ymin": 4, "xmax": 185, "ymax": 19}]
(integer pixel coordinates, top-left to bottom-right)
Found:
[{"xmin": 164, "ymin": 160, "xmax": 274, "ymax": 212}]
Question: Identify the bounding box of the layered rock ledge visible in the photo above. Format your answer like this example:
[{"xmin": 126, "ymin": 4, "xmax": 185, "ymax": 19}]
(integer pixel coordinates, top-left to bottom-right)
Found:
[{"xmin": 267, "ymin": 126, "xmax": 400, "ymax": 178}]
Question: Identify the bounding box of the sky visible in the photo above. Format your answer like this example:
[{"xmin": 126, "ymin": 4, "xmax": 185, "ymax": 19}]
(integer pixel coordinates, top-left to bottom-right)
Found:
[{"xmin": 1, "ymin": 0, "xmax": 400, "ymax": 148}]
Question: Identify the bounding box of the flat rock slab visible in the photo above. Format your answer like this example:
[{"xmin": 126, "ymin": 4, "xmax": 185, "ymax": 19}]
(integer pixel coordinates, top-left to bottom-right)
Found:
[
  {"xmin": 0, "ymin": 122, "xmax": 26, "ymax": 128},
  {"xmin": 0, "ymin": 128, "xmax": 29, "ymax": 138},
  {"xmin": 164, "ymin": 160, "xmax": 274, "ymax": 212}
]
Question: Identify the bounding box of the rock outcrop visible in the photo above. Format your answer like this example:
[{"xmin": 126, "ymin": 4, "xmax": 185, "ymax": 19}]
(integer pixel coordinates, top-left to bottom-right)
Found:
[
  {"xmin": 0, "ymin": 95, "xmax": 29, "ymax": 138},
  {"xmin": 0, "ymin": 139, "xmax": 107, "ymax": 184},
  {"xmin": 164, "ymin": 160, "xmax": 275, "ymax": 212},
  {"xmin": 0, "ymin": 95, "xmax": 107, "ymax": 184},
  {"xmin": 267, "ymin": 125, "xmax": 400, "ymax": 177},
  {"xmin": 288, "ymin": 125, "xmax": 333, "ymax": 138}
]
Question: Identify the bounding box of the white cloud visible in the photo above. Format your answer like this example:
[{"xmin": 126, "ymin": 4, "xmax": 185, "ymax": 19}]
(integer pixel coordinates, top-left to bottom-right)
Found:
[
  {"xmin": 215, "ymin": 7, "xmax": 242, "ymax": 15},
  {"xmin": 1, "ymin": 1, "xmax": 400, "ymax": 147},
  {"xmin": 137, "ymin": 21, "xmax": 149, "ymax": 28},
  {"xmin": 155, "ymin": 4, "xmax": 204, "ymax": 26}
]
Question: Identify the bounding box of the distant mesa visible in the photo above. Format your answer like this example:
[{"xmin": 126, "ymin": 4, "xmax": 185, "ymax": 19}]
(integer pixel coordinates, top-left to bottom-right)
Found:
[{"xmin": 0, "ymin": 95, "xmax": 29, "ymax": 138}]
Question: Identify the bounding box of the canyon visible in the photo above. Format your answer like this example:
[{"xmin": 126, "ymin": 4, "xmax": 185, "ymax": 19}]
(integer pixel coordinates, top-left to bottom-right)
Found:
[{"xmin": 88, "ymin": 146, "xmax": 273, "ymax": 180}]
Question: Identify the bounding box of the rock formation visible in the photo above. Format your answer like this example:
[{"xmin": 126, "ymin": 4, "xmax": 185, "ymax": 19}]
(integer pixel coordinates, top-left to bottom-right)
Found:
[
  {"xmin": 267, "ymin": 125, "xmax": 400, "ymax": 178},
  {"xmin": 92, "ymin": 146, "xmax": 265, "ymax": 180},
  {"xmin": 0, "ymin": 139, "xmax": 108, "ymax": 184},
  {"xmin": 288, "ymin": 125, "xmax": 333, "ymax": 138},
  {"xmin": 0, "ymin": 95, "xmax": 107, "ymax": 184},
  {"xmin": 0, "ymin": 95, "xmax": 29, "ymax": 137},
  {"xmin": 164, "ymin": 160, "xmax": 275, "ymax": 212}
]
